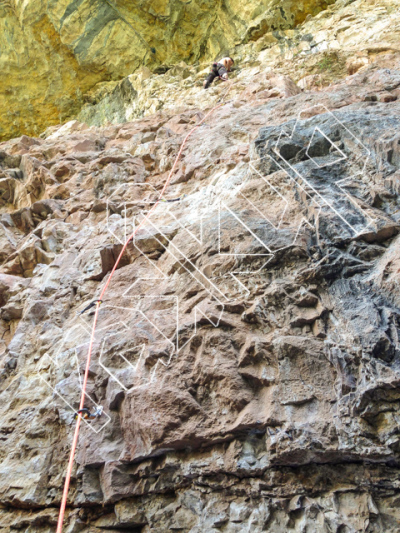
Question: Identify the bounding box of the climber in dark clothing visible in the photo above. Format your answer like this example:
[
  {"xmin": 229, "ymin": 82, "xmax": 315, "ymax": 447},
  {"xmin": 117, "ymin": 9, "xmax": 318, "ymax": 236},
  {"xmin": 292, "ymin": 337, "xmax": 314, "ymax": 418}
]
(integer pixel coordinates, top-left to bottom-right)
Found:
[{"xmin": 203, "ymin": 57, "xmax": 234, "ymax": 89}]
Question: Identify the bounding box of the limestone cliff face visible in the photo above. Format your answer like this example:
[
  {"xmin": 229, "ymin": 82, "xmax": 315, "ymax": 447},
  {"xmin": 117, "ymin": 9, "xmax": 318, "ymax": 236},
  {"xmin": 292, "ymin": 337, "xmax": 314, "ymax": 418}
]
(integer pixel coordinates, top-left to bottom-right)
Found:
[
  {"xmin": 0, "ymin": 0, "xmax": 335, "ymax": 141},
  {"xmin": 1, "ymin": 1, "xmax": 400, "ymax": 533}
]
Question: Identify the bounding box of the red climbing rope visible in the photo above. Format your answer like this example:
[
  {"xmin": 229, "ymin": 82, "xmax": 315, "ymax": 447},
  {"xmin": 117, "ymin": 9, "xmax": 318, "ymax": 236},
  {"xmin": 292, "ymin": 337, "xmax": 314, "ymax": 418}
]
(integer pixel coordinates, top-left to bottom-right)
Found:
[
  {"xmin": 56, "ymin": 93, "xmax": 231, "ymax": 531},
  {"xmin": 56, "ymin": 302, "xmax": 100, "ymax": 533}
]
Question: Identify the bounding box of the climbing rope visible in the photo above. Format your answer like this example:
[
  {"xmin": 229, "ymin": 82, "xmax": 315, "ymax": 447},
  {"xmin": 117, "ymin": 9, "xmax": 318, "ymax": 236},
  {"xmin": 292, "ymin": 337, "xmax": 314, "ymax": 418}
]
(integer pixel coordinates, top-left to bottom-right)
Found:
[{"xmin": 56, "ymin": 82, "xmax": 233, "ymax": 532}]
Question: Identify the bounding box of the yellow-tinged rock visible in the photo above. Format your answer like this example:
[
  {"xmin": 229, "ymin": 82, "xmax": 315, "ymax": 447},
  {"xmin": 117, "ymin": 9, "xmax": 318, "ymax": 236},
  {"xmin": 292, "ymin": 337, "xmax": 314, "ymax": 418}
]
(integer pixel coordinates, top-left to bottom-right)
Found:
[{"xmin": 0, "ymin": 0, "xmax": 335, "ymax": 141}]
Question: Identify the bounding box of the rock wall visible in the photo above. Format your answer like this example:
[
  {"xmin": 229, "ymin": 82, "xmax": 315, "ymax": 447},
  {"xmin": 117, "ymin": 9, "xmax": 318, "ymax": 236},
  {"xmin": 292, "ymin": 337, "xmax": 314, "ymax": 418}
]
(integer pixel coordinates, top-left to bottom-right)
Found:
[
  {"xmin": 0, "ymin": 1, "xmax": 400, "ymax": 533},
  {"xmin": 0, "ymin": 0, "xmax": 334, "ymax": 142},
  {"xmin": 76, "ymin": 0, "xmax": 400, "ymax": 129}
]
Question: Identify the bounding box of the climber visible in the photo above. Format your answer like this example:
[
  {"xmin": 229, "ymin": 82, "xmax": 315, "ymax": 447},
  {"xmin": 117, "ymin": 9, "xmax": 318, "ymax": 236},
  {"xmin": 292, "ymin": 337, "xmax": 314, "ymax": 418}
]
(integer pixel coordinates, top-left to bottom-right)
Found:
[
  {"xmin": 203, "ymin": 57, "xmax": 234, "ymax": 89},
  {"xmin": 74, "ymin": 406, "xmax": 103, "ymax": 420}
]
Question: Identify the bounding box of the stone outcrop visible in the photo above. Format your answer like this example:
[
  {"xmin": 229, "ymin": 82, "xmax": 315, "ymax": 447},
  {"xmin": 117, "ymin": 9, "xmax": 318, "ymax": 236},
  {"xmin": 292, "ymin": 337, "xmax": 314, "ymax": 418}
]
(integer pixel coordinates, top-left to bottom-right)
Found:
[
  {"xmin": 0, "ymin": 0, "xmax": 335, "ymax": 142},
  {"xmin": 2, "ymin": 0, "xmax": 399, "ymax": 141},
  {"xmin": 1, "ymin": 51, "xmax": 400, "ymax": 530},
  {"xmin": 76, "ymin": 0, "xmax": 400, "ymax": 129},
  {"xmin": 0, "ymin": 2, "xmax": 400, "ymax": 532}
]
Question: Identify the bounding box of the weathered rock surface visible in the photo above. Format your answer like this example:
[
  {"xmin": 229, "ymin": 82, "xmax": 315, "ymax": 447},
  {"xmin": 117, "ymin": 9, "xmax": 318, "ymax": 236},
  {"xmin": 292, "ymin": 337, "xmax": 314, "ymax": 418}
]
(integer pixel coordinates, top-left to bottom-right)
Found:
[
  {"xmin": 2, "ymin": 0, "xmax": 400, "ymax": 141},
  {"xmin": 0, "ymin": 5, "xmax": 400, "ymax": 533},
  {"xmin": 76, "ymin": 0, "xmax": 400, "ymax": 130},
  {"xmin": 0, "ymin": 0, "xmax": 335, "ymax": 142}
]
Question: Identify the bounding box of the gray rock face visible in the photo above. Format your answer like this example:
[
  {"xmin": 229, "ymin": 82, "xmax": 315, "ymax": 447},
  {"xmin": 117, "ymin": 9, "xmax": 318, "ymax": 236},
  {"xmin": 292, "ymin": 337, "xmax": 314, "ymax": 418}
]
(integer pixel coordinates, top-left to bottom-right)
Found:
[{"xmin": 0, "ymin": 60, "xmax": 400, "ymax": 532}]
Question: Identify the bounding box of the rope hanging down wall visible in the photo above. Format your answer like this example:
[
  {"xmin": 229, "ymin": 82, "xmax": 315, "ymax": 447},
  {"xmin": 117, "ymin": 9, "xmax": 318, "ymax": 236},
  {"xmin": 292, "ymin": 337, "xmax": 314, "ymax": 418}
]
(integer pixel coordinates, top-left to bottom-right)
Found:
[{"xmin": 56, "ymin": 82, "xmax": 233, "ymax": 532}]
